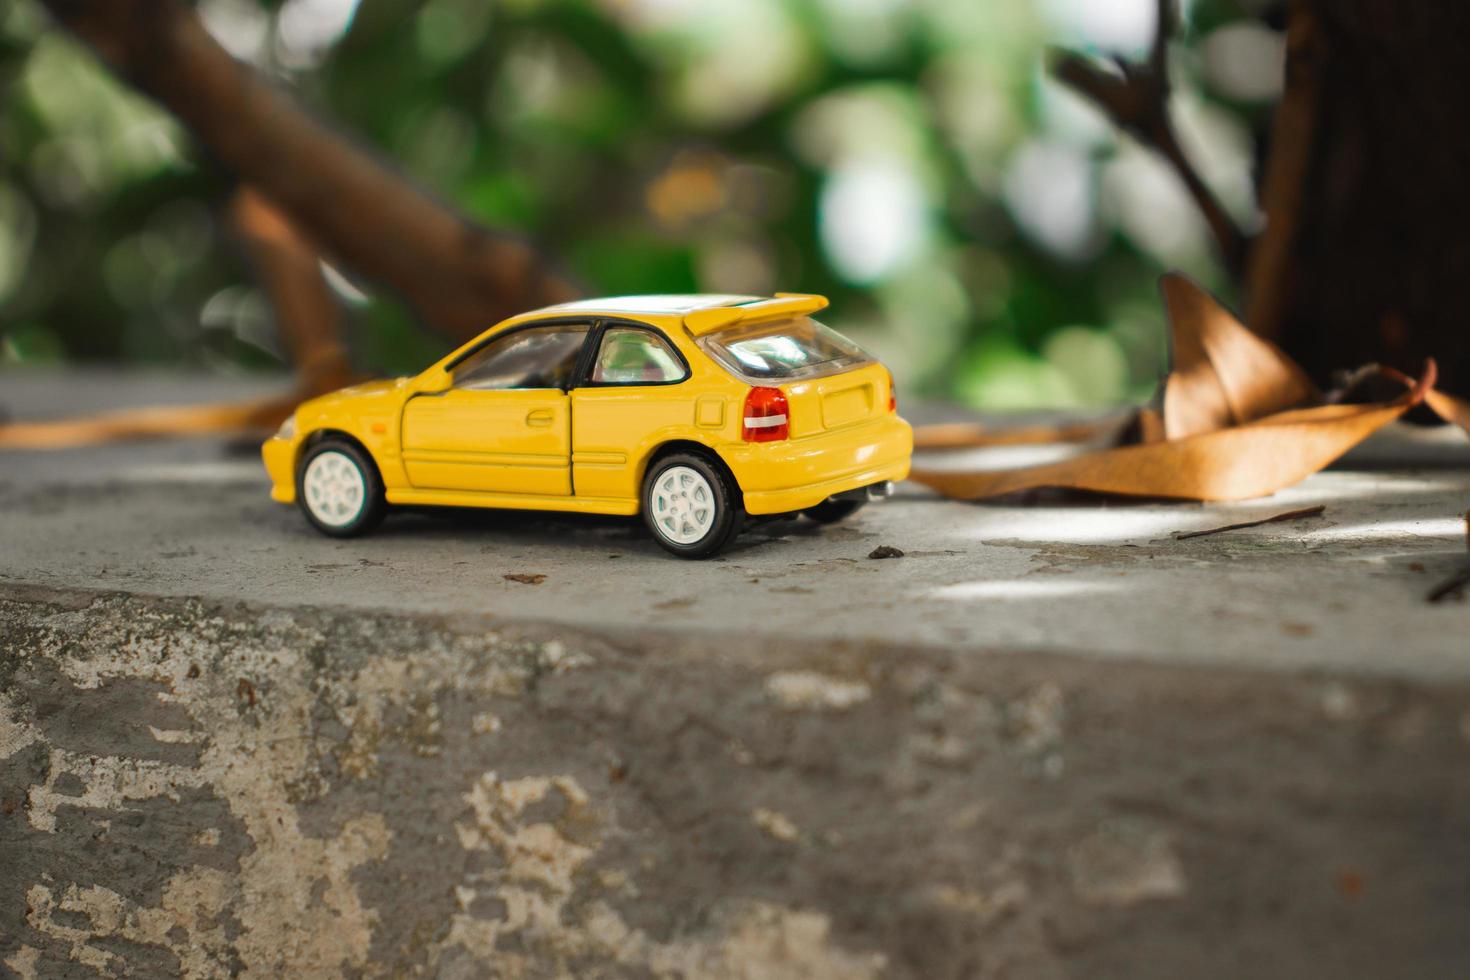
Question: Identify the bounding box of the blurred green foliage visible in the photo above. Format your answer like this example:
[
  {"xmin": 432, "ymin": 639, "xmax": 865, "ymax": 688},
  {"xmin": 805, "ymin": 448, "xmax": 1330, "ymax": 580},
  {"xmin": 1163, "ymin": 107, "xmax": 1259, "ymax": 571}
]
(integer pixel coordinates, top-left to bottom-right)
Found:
[{"xmin": 0, "ymin": 0, "xmax": 1279, "ymax": 409}]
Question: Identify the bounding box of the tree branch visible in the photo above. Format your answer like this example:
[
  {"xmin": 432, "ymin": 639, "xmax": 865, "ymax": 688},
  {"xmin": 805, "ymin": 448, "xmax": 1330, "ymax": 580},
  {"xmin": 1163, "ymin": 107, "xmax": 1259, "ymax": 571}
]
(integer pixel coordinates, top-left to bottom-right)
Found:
[
  {"xmin": 38, "ymin": 0, "xmax": 579, "ymax": 343},
  {"xmin": 231, "ymin": 186, "xmax": 357, "ymax": 394},
  {"xmin": 1050, "ymin": 0, "xmax": 1246, "ymax": 274}
]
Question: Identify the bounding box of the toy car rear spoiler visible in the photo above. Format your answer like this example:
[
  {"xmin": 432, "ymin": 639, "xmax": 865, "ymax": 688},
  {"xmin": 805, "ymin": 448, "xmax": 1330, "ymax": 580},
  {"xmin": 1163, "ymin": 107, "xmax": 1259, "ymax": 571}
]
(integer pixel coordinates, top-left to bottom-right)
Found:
[{"xmin": 683, "ymin": 293, "xmax": 829, "ymax": 336}]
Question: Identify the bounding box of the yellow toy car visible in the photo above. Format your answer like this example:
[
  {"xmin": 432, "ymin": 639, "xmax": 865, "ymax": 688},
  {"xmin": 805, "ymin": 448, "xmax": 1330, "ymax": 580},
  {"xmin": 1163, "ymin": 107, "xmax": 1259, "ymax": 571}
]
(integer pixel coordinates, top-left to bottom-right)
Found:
[{"xmin": 261, "ymin": 293, "xmax": 912, "ymax": 557}]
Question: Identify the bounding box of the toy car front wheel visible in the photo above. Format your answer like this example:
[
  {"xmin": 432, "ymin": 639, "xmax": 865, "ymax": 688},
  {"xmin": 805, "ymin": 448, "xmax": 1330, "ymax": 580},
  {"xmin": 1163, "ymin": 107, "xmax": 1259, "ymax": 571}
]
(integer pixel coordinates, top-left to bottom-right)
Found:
[
  {"xmin": 296, "ymin": 439, "xmax": 386, "ymax": 537},
  {"xmin": 642, "ymin": 453, "xmax": 742, "ymax": 558}
]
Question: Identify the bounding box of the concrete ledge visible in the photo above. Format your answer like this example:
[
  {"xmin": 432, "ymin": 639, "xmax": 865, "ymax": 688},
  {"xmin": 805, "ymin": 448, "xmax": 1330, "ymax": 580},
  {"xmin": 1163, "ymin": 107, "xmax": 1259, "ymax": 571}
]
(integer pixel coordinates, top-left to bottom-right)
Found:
[{"xmin": 4, "ymin": 585, "xmax": 1469, "ymax": 977}]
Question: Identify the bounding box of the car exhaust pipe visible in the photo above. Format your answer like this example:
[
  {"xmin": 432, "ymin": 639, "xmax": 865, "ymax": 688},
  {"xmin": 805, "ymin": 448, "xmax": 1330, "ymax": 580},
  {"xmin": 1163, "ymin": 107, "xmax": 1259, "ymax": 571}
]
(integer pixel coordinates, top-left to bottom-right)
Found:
[
  {"xmin": 826, "ymin": 480, "xmax": 895, "ymax": 506},
  {"xmin": 866, "ymin": 480, "xmax": 895, "ymax": 501}
]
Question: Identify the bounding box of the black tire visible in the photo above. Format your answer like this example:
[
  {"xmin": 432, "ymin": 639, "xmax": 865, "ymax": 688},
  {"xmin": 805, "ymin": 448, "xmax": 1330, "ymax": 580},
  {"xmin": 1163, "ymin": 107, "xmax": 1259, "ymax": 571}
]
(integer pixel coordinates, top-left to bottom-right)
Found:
[
  {"xmin": 803, "ymin": 498, "xmax": 866, "ymax": 525},
  {"xmin": 641, "ymin": 452, "xmax": 743, "ymax": 559},
  {"xmin": 295, "ymin": 438, "xmax": 387, "ymax": 538}
]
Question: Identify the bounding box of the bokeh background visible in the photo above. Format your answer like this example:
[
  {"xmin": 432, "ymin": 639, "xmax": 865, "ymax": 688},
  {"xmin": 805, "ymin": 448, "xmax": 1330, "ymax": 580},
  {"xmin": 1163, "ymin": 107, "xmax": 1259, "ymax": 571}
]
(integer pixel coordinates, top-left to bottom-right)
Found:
[{"xmin": 0, "ymin": 0, "xmax": 1284, "ymax": 410}]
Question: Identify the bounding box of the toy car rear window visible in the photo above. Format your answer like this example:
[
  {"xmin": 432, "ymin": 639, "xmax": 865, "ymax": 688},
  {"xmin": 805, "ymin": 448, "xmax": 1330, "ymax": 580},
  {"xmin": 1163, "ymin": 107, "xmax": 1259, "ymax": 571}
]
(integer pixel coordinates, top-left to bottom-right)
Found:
[{"xmin": 699, "ymin": 317, "xmax": 872, "ymax": 382}]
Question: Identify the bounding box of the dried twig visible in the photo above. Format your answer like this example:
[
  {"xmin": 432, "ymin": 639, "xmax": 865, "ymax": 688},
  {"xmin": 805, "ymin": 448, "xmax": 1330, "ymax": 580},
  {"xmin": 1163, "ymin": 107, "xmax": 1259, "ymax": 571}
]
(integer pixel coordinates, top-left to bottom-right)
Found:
[
  {"xmin": 1426, "ymin": 567, "xmax": 1470, "ymax": 604},
  {"xmin": 1427, "ymin": 509, "xmax": 1470, "ymax": 602},
  {"xmin": 1050, "ymin": 0, "xmax": 1245, "ymax": 273},
  {"xmin": 1172, "ymin": 504, "xmax": 1326, "ymax": 540}
]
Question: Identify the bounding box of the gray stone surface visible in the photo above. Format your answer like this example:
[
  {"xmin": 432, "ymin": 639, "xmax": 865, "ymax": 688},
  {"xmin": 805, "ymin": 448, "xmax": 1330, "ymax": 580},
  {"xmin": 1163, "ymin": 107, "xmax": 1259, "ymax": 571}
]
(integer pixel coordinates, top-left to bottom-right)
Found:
[
  {"xmin": 2, "ymin": 368, "xmax": 1470, "ymax": 977},
  {"xmin": 3, "ymin": 368, "xmax": 1469, "ymax": 679}
]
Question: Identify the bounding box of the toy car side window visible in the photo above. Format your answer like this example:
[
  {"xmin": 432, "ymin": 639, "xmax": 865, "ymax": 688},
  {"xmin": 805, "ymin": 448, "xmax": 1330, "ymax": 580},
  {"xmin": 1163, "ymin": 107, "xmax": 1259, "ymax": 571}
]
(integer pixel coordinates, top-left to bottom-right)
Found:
[
  {"xmin": 590, "ymin": 327, "xmax": 688, "ymax": 385},
  {"xmin": 452, "ymin": 324, "xmax": 590, "ymax": 390}
]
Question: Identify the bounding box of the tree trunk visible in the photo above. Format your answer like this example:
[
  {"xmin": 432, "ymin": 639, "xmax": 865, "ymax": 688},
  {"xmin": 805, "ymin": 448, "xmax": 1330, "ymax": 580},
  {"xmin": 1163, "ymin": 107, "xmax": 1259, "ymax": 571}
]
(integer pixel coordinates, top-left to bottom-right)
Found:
[{"xmin": 1251, "ymin": 1, "xmax": 1470, "ymax": 395}]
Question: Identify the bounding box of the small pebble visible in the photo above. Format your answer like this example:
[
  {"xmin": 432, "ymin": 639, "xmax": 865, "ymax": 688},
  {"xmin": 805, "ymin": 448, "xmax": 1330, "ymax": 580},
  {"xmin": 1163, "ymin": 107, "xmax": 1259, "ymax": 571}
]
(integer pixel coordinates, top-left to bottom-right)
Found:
[
  {"xmin": 868, "ymin": 545, "xmax": 904, "ymax": 559},
  {"xmin": 504, "ymin": 573, "xmax": 547, "ymax": 585}
]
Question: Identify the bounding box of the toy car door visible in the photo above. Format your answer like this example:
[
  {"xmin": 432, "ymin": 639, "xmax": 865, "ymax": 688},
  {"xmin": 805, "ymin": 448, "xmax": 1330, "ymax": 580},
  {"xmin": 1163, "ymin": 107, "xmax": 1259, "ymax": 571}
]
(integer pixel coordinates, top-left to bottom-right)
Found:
[
  {"xmin": 570, "ymin": 323, "xmax": 694, "ymax": 501},
  {"xmin": 401, "ymin": 322, "xmax": 590, "ymax": 495}
]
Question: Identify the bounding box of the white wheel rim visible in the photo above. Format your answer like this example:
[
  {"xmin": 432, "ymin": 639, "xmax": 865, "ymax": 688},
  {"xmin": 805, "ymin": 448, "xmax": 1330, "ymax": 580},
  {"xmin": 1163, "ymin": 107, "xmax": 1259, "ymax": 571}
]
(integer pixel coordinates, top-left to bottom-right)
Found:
[
  {"xmin": 303, "ymin": 450, "xmax": 367, "ymax": 528},
  {"xmin": 650, "ymin": 465, "xmax": 717, "ymax": 545}
]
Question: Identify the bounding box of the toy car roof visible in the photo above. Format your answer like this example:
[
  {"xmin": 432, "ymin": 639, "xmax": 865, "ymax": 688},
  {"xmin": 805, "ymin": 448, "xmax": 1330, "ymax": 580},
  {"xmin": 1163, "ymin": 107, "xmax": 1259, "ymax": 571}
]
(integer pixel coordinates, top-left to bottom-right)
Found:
[{"xmin": 527, "ymin": 293, "xmax": 830, "ymax": 335}]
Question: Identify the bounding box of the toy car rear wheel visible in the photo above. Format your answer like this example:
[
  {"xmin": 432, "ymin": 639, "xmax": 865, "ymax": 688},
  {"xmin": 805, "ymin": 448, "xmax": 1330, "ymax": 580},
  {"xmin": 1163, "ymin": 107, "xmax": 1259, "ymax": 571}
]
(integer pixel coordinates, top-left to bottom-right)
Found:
[
  {"xmin": 642, "ymin": 452, "xmax": 742, "ymax": 559},
  {"xmin": 296, "ymin": 439, "xmax": 386, "ymax": 537},
  {"xmin": 803, "ymin": 498, "xmax": 865, "ymax": 524}
]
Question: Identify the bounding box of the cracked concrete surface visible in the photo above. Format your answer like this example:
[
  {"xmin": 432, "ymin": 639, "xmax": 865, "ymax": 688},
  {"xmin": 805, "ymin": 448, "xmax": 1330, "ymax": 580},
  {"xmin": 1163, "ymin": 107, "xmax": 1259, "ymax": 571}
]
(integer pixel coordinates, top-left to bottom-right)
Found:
[
  {"xmin": 5, "ymin": 589, "xmax": 1470, "ymax": 978},
  {"xmin": 3, "ymin": 370, "xmax": 1470, "ymax": 976}
]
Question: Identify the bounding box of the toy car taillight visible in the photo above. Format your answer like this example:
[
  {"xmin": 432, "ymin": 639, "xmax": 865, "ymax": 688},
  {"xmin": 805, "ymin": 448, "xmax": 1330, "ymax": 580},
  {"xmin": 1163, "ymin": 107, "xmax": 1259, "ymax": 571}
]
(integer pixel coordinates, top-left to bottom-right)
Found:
[
  {"xmin": 742, "ymin": 386, "xmax": 789, "ymax": 442},
  {"xmin": 886, "ymin": 369, "xmax": 896, "ymax": 413}
]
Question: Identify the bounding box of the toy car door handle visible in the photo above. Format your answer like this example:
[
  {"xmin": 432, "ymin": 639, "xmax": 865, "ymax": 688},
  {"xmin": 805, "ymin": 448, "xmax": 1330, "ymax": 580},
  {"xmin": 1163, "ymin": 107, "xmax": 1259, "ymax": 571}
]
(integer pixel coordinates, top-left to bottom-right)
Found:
[{"xmin": 525, "ymin": 409, "xmax": 555, "ymax": 427}]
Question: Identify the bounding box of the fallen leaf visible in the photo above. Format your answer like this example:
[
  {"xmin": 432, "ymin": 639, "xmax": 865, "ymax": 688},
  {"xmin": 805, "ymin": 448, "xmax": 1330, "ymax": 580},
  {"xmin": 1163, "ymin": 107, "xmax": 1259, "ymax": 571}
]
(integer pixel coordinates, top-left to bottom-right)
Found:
[
  {"xmin": 910, "ymin": 274, "xmax": 1443, "ymax": 502},
  {"xmin": 912, "ymin": 390, "xmax": 1428, "ymax": 501},
  {"xmin": 869, "ymin": 545, "xmax": 905, "ymax": 559},
  {"xmin": 504, "ymin": 573, "xmax": 546, "ymax": 585},
  {"xmin": 1424, "ymin": 388, "xmax": 1470, "ymax": 432},
  {"xmin": 1158, "ymin": 274, "xmax": 1317, "ymax": 439}
]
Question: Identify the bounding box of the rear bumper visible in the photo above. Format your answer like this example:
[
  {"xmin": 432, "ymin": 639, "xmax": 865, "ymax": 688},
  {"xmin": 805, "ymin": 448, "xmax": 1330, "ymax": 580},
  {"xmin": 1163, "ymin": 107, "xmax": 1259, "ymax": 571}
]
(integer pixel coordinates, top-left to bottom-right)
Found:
[
  {"xmin": 723, "ymin": 415, "xmax": 913, "ymax": 515},
  {"xmin": 262, "ymin": 437, "xmax": 298, "ymax": 504}
]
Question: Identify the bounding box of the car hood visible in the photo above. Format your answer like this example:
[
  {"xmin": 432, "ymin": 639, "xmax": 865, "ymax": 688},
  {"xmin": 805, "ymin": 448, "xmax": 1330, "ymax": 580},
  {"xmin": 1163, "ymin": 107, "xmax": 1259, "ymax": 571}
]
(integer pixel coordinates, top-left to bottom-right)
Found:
[{"xmin": 297, "ymin": 377, "xmax": 408, "ymax": 415}]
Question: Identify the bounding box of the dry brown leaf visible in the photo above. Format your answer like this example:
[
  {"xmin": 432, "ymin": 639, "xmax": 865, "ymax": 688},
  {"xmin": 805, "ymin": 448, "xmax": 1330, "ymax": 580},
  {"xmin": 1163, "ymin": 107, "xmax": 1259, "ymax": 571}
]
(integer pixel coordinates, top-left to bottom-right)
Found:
[
  {"xmin": 1158, "ymin": 274, "xmax": 1318, "ymax": 439},
  {"xmin": 912, "ymin": 384, "xmax": 1428, "ymax": 501},
  {"xmin": 1424, "ymin": 389, "xmax": 1470, "ymax": 434},
  {"xmin": 911, "ymin": 274, "xmax": 1437, "ymax": 502}
]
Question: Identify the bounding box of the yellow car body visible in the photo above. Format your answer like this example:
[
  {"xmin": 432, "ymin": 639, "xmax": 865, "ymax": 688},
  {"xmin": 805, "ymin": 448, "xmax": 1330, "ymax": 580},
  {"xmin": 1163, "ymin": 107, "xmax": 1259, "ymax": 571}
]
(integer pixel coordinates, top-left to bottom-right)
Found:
[{"xmin": 262, "ymin": 293, "xmax": 912, "ymax": 529}]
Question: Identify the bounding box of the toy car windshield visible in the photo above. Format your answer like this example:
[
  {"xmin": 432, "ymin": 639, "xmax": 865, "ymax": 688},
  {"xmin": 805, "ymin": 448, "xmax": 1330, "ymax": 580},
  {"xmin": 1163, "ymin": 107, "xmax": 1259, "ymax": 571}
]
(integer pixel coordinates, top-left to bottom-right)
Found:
[{"xmin": 698, "ymin": 316, "xmax": 873, "ymax": 383}]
